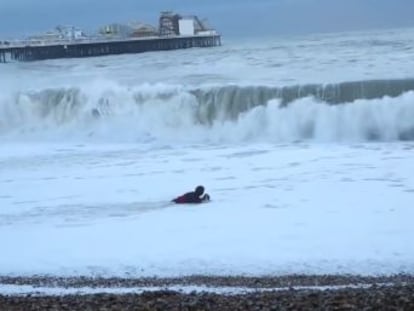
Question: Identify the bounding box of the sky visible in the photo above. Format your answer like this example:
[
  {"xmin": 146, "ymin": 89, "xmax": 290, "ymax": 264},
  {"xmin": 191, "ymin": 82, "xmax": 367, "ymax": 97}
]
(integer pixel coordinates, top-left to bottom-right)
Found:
[{"xmin": 0, "ymin": 0, "xmax": 414, "ymax": 39}]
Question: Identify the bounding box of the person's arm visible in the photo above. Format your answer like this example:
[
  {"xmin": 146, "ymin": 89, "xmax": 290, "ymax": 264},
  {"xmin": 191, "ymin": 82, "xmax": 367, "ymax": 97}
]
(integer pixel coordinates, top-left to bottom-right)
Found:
[
  {"xmin": 186, "ymin": 192, "xmax": 205, "ymax": 203},
  {"xmin": 191, "ymin": 193, "xmax": 204, "ymax": 203}
]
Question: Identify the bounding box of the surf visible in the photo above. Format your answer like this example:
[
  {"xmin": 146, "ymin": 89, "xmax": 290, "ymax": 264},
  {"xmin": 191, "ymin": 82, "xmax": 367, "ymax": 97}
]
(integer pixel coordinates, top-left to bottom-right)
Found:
[{"xmin": 1, "ymin": 79, "xmax": 414, "ymax": 143}]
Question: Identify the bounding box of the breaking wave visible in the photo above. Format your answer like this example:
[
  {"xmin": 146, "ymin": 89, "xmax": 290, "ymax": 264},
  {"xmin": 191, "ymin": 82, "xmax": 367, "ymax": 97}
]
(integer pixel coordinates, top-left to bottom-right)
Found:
[{"xmin": 1, "ymin": 78, "xmax": 414, "ymax": 143}]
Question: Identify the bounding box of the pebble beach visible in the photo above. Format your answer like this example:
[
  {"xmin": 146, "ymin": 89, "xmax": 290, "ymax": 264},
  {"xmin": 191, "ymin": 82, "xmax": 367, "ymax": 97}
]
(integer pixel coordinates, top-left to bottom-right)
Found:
[{"xmin": 1, "ymin": 274, "xmax": 414, "ymax": 310}]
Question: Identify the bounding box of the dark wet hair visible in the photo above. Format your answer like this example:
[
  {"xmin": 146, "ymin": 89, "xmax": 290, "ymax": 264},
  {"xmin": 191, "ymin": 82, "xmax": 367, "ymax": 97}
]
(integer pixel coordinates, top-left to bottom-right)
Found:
[{"xmin": 195, "ymin": 185, "xmax": 204, "ymax": 196}]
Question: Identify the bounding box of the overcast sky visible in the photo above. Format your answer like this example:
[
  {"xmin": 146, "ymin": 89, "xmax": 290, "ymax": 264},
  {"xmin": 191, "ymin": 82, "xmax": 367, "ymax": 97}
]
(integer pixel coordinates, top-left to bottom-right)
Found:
[{"xmin": 1, "ymin": 0, "xmax": 413, "ymax": 38}]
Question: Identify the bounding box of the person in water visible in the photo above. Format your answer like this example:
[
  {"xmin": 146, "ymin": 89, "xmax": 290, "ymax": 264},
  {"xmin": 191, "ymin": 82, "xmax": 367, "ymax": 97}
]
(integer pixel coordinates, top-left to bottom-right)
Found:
[{"xmin": 172, "ymin": 185, "xmax": 210, "ymax": 204}]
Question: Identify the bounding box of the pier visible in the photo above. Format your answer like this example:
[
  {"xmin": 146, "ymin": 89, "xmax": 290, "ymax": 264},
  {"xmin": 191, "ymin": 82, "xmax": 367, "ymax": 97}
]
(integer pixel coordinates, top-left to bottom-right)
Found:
[
  {"xmin": 0, "ymin": 35, "xmax": 221, "ymax": 62},
  {"xmin": 0, "ymin": 11, "xmax": 221, "ymax": 63}
]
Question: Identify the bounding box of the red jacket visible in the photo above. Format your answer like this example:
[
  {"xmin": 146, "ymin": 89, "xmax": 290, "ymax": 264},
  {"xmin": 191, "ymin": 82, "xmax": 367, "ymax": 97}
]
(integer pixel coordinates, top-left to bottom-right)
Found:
[{"xmin": 172, "ymin": 192, "xmax": 209, "ymax": 204}]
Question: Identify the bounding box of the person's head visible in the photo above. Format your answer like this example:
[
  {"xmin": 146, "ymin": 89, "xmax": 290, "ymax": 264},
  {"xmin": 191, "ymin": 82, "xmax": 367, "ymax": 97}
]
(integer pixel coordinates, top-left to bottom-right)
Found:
[{"xmin": 195, "ymin": 185, "xmax": 204, "ymax": 196}]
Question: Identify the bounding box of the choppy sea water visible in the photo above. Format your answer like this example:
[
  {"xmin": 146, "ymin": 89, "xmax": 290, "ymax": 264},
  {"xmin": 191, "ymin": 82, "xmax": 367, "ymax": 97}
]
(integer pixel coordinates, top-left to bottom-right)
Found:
[{"xmin": 0, "ymin": 28, "xmax": 414, "ymax": 278}]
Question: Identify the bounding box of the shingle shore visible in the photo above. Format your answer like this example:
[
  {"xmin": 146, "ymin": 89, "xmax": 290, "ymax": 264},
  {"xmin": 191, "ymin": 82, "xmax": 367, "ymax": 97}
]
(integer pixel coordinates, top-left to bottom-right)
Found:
[
  {"xmin": 1, "ymin": 274, "xmax": 413, "ymax": 311},
  {"xmin": 1, "ymin": 274, "xmax": 413, "ymax": 288}
]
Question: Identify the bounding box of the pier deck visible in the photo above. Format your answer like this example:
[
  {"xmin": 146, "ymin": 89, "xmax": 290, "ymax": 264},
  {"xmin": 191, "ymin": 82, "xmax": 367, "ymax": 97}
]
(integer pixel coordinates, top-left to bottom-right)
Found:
[{"xmin": 0, "ymin": 34, "xmax": 221, "ymax": 63}]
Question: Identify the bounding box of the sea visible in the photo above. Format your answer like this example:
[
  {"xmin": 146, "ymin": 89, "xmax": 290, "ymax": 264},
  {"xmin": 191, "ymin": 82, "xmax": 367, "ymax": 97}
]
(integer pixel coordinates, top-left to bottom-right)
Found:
[{"xmin": 0, "ymin": 27, "xmax": 413, "ymax": 279}]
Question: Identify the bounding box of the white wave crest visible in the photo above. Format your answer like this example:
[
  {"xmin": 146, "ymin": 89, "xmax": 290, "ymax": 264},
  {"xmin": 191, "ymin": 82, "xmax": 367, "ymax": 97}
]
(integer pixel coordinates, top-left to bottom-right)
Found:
[
  {"xmin": 1, "ymin": 82, "xmax": 414, "ymax": 143},
  {"xmin": 222, "ymin": 92, "xmax": 414, "ymax": 142}
]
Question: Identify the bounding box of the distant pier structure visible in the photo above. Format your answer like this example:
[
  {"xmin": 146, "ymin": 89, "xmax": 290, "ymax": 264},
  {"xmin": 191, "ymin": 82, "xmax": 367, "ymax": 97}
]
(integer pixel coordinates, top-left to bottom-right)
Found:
[{"xmin": 0, "ymin": 11, "xmax": 221, "ymax": 63}]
